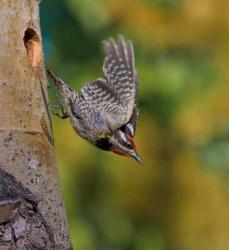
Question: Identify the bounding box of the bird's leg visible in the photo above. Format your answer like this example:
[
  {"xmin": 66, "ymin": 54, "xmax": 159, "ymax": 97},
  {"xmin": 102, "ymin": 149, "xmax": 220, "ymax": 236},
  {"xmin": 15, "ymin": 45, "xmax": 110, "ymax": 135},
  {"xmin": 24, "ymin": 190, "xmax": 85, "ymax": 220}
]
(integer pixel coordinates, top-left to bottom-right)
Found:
[
  {"xmin": 50, "ymin": 94, "xmax": 68, "ymax": 119},
  {"xmin": 50, "ymin": 104, "xmax": 68, "ymax": 119}
]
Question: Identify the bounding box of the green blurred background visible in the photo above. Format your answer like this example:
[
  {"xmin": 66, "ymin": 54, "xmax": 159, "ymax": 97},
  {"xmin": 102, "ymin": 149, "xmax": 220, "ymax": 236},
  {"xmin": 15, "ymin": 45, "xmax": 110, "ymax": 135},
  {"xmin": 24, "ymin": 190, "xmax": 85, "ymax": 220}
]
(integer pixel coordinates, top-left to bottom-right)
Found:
[{"xmin": 40, "ymin": 0, "xmax": 229, "ymax": 249}]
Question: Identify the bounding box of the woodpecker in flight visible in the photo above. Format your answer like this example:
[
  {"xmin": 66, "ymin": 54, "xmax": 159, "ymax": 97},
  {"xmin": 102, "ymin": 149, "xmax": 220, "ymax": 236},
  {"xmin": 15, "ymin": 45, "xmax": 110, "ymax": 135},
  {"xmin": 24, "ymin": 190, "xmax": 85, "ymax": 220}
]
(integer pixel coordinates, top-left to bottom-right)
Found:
[{"xmin": 45, "ymin": 36, "xmax": 142, "ymax": 164}]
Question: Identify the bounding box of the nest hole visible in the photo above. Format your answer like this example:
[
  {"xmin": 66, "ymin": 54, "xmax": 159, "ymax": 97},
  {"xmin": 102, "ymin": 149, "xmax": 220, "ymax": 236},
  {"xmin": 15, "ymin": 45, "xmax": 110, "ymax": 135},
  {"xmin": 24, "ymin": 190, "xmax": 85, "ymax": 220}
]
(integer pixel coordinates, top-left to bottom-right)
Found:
[{"xmin": 23, "ymin": 28, "xmax": 42, "ymax": 67}]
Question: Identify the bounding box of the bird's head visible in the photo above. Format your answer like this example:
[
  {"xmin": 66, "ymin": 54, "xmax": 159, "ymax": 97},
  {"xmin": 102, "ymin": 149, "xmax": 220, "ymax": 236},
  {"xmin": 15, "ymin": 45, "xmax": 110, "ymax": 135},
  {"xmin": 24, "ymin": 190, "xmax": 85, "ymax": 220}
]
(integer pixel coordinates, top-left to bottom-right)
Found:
[
  {"xmin": 111, "ymin": 130, "xmax": 143, "ymax": 164},
  {"xmin": 96, "ymin": 130, "xmax": 142, "ymax": 164}
]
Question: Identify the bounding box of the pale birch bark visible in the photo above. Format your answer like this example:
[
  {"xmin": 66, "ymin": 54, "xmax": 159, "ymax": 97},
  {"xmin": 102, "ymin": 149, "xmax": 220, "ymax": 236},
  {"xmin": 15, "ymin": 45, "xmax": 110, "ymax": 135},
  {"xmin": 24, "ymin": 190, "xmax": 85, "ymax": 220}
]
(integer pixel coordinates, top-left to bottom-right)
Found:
[{"xmin": 0, "ymin": 1, "xmax": 71, "ymax": 249}]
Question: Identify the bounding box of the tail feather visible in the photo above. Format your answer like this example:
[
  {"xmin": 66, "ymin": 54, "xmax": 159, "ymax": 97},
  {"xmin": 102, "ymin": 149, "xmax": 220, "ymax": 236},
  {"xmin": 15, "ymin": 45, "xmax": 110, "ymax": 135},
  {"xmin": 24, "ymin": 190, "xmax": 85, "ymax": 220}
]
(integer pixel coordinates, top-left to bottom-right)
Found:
[{"xmin": 45, "ymin": 64, "xmax": 72, "ymax": 100}]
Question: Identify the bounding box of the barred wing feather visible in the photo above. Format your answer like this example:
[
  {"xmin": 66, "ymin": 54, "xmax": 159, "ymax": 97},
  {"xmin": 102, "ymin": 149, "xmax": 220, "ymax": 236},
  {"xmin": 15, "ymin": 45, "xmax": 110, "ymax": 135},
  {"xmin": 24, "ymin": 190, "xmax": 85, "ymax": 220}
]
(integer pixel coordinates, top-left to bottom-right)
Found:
[{"xmin": 79, "ymin": 36, "xmax": 139, "ymax": 133}]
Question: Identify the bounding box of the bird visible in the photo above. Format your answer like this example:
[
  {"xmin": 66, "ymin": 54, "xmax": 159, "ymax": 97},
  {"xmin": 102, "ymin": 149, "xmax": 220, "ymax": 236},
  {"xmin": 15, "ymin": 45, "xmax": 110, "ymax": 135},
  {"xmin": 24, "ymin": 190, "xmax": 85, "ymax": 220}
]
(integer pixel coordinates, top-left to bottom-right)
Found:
[{"xmin": 45, "ymin": 35, "xmax": 142, "ymax": 164}]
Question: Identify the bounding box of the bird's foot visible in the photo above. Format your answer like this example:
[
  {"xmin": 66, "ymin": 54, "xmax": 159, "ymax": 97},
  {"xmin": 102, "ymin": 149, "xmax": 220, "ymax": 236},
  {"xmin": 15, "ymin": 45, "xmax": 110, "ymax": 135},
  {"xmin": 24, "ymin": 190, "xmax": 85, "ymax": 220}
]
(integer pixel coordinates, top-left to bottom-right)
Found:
[{"xmin": 50, "ymin": 104, "xmax": 68, "ymax": 119}]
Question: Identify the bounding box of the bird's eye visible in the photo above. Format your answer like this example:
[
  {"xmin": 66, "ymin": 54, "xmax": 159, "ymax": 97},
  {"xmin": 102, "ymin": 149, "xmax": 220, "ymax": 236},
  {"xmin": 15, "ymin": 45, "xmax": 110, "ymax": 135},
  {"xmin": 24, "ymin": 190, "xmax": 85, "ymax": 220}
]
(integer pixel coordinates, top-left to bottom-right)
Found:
[{"xmin": 126, "ymin": 141, "xmax": 132, "ymax": 148}]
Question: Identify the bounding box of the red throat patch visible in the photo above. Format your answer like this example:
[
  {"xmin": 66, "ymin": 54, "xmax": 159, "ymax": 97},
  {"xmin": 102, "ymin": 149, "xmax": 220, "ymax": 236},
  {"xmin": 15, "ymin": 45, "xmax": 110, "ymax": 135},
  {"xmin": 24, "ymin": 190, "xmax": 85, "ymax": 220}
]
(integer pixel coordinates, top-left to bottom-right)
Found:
[{"xmin": 112, "ymin": 148, "xmax": 126, "ymax": 156}]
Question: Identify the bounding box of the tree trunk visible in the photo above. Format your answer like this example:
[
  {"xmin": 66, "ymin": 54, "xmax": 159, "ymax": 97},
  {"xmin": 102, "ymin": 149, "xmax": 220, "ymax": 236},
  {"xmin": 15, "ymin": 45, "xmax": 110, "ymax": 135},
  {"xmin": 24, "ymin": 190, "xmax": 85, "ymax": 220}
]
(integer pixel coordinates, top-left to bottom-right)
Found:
[{"xmin": 0, "ymin": 1, "xmax": 71, "ymax": 249}]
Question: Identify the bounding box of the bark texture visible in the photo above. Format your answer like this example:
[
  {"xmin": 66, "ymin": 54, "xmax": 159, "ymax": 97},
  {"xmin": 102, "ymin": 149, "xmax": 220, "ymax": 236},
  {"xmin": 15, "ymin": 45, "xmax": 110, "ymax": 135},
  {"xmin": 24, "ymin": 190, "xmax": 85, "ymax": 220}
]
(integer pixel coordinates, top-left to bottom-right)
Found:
[{"xmin": 0, "ymin": 1, "xmax": 71, "ymax": 249}]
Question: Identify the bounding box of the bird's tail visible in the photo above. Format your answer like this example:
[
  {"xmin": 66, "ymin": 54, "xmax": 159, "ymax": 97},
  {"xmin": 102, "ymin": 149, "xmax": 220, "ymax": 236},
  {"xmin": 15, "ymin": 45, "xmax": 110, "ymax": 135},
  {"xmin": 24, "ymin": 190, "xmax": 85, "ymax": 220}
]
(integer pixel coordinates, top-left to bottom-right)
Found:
[{"xmin": 45, "ymin": 64, "xmax": 72, "ymax": 100}]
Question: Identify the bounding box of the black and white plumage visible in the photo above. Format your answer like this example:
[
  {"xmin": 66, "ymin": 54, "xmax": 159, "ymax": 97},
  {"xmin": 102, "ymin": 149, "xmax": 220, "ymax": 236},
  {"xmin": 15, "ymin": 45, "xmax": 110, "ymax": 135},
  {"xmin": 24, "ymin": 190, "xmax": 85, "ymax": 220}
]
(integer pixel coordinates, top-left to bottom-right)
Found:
[{"xmin": 45, "ymin": 35, "xmax": 142, "ymax": 164}]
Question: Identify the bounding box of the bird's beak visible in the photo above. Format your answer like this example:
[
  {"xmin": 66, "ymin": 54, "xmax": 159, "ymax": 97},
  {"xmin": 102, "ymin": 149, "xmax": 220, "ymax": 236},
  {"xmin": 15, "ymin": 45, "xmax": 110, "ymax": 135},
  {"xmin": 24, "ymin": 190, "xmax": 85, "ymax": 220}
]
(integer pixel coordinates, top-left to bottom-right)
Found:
[{"xmin": 129, "ymin": 150, "xmax": 143, "ymax": 165}]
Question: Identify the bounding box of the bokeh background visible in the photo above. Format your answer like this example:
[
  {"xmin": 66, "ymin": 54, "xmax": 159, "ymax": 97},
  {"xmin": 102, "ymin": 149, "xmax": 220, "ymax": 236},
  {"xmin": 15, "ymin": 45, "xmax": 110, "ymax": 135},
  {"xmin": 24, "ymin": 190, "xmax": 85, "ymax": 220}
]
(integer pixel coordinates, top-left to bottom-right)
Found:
[{"xmin": 40, "ymin": 0, "xmax": 229, "ymax": 249}]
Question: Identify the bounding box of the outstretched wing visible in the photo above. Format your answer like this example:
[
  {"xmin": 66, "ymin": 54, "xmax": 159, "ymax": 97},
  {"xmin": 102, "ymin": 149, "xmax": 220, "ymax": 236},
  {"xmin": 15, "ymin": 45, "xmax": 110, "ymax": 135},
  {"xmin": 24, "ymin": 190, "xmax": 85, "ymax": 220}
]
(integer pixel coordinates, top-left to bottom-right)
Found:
[
  {"xmin": 80, "ymin": 36, "xmax": 138, "ymax": 133},
  {"xmin": 103, "ymin": 36, "xmax": 138, "ymax": 129}
]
